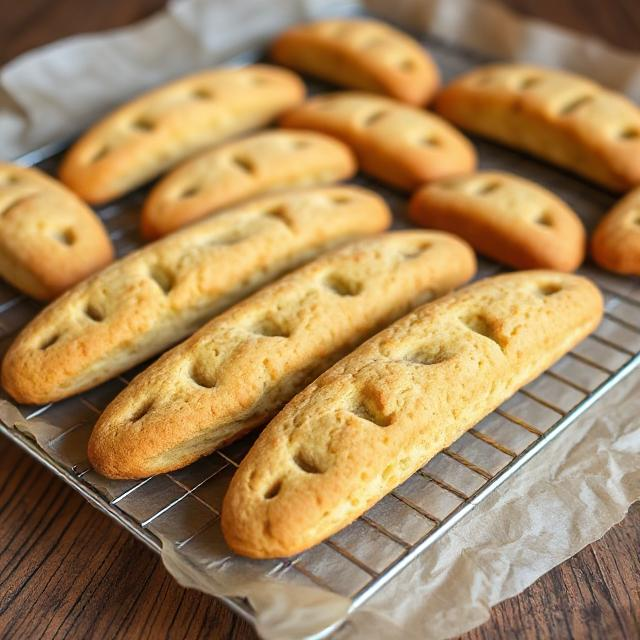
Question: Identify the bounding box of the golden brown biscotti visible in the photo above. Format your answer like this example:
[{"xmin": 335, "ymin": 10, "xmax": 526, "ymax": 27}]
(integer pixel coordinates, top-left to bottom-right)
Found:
[
  {"xmin": 270, "ymin": 18, "xmax": 439, "ymax": 106},
  {"xmin": 88, "ymin": 231, "xmax": 476, "ymax": 479},
  {"xmin": 435, "ymin": 64, "xmax": 640, "ymax": 192},
  {"xmin": 222, "ymin": 271, "xmax": 603, "ymax": 558},
  {"xmin": 1, "ymin": 187, "xmax": 390, "ymax": 405},
  {"xmin": 141, "ymin": 130, "xmax": 356, "ymax": 239},
  {"xmin": 591, "ymin": 187, "xmax": 640, "ymax": 274},
  {"xmin": 58, "ymin": 65, "xmax": 306, "ymax": 204},
  {"xmin": 409, "ymin": 171, "xmax": 586, "ymax": 271},
  {"xmin": 280, "ymin": 92, "xmax": 476, "ymax": 191},
  {"xmin": 0, "ymin": 163, "xmax": 114, "ymax": 301}
]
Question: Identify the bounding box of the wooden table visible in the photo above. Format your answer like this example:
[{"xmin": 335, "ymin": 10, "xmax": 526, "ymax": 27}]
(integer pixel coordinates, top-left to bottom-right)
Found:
[{"xmin": 1, "ymin": 1, "xmax": 639, "ymax": 638}]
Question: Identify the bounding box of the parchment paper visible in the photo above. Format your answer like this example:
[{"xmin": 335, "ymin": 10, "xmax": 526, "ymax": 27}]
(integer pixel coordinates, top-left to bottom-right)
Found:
[{"xmin": 1, "ymin": 1, "xmax": 639, "ymax": 639}]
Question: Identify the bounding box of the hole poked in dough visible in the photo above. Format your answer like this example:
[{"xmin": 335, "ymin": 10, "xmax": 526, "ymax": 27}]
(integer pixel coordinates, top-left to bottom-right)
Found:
[
  {"xmin": 85, "ymin": 302, "xmax": 105, "ymax": 322},
  {"xmin": 232, "ymin": 155, "xmax": 257, "ymax": 175},
  {"xmin": 39, "ymin": 333, "xmax": 61, "ymax": 350},
  {"xmin": 90, "ymin": 146, "xmax": 110, "ymax": 163},
  {"xmin": 251, "ymin": 316, "xmax": 290, "ymax": 338},
  {"xmin": 0, "ymin": 174, "xmax": 19, "ymax": 186},
  {"xmin": 461, "ymin": 312, "xmax": 505, "ymax": 350},
  {"xmin": 264, "ymin": 205, "xmax": 294, "ymax": 229},
  {"xmin": 149, "ymin": 264, "xmax": 175, "ymax": 294},
  {"xmin": 619, "ymin": 126, "xmax": 640, "ymax": 140},
  {"xmin": 293, "ymin": 449, "xmax": 325, "ymax": 474},
  {"xmin": 400, "ymin": 242, "xmax": 432, "ymax": 259},
  {"xmin": 404, "ymin": 344, "xmax": 454, "ymax": 365},
  {"xmin": 362, "ymin": 109, "xmax": 389, "ymax": 127},
  {"xmin": 534, "ymin": 211, "xmax": 554, "ymax": 227},
  {"xmin": 190, "ymin": 361, "xmax": 216, "ymax": 389},
  {"xmin": 558, "ymin": 95, "xmax": 593, "ymax": 116},
  {"xmin": 537, "ymin": 282, "xmax": 562, "ymax": 296},
  {"xmin": 324, "ymin": 272, "xmax": 363, "ymax": 296},
  {"xmin": 518, "ymin": 76, "xmax": 542, "ymax": 90},
  {"xmin": 205, "ymin": 226, "xmax": 254, "ymax": 247},
  {"xmin": 0, "ymin": 195, "xmax": 35, "ymax": 219},
  {"xmin": 179, "ymin": 185, "xmax": 201, "ymax": 199},
  {"xmin": 264, "ymin": 479, "xmax": 282, "ymax": 500},
  {"xmin": 130, "ymin": 400, "xmax": 153, "ymax": 423},
  {"xmin": 475, "ymin": 180, "xmax": 501, "ymax": 196},
  {"xmin": 54, "ymin": 228, "xmax": 76, "ymax": 246},
  {"xmin": 350, "ymin": 395, "xmax": 394, "ymax": 427},
  {"xmin": 192, "ymin": 87, "xmax": 214, "ymax": 100},
  {"xmin": 131, "ymin": 117, "xmax": 156, "ymax": 132},
  {"xmin": 419, "ymin": 135, "xmax": 441, "ymax": 147}
]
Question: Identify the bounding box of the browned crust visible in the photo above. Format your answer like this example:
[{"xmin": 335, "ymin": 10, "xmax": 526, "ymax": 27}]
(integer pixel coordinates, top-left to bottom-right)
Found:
[
  {"xmin": 435, "ymin": 64, "xmax": 640, "ymax": 192},
  {"xmin": 58, "ymin": 65, "xmax": 306, "ymax": 204},
  {"xmin": 221, "ymin": 271, "xmax": 603, "ymax": 558},
  {"xmin": 1, "ymin": 187, "xmax": 390, "ymax": 405},
  {"xmin": 408, "ymin": 171, "xmax": 586, "ymax": 271},
  {"xmin": 88, "ymin": 231, "xmax": 476, "ymax": 479},
  {"xmin": 270, "ymin": 18, "xmax": 439, "ymax": 106},
  {"xmin": 591, "ymin": 186, "xmax": 640, "ymax": 274},
  {"xmin": 280, "ymin": 92, "xmax": 476, "ymax": 191},
  {"xmin": 0, "ymin": 163, "xmax": 114, "ymax": 301},
  {"xmin": 140, "ymin": 130, "xmax": 357, "ymax": 240}
]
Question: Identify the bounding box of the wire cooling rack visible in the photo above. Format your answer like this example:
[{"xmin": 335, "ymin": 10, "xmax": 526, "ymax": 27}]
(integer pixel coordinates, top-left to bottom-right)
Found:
[{"xmin": 2, "ymin": 15, "xmax": 640, "ymax": 640}]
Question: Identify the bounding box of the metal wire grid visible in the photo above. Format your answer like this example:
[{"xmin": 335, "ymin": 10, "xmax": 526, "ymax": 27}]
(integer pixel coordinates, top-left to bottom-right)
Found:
[
  {"xmin": 1, "ymin": 25, "xmax": 640, "ymax": 637},
  {"xmin": 1, "ymin": 155, "xmax": 640, "ymax": 618}
]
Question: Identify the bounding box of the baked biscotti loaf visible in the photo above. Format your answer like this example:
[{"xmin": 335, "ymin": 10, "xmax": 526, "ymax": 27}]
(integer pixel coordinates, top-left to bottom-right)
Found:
[
  {"xmin": 141, "ymin": 130, "xmax": 356, "ymax": 239},
  {"xmin": 409, "ymin": 171, "xmax": 586, "ymax": 271},
  {"xmin": 88, "ymin": 231, "xmax": 476, "ymax": 479},
  {"xmin": 270, "ymin": 18, "xmax": 440, "ymax": 106},
  {"xmin": 591, "ymin": 186, "xmax": 640, "ymax": 274},
  {"xmin": 1, "ymin": 187, "xmax": 390, "ymax": 405},
  {"xmin": 435, "ymin": 64, "xmax": 640, "ymax": 192},
  {"xmin": 0, "ymin": 163, "xmax": 114, "ymax": 301},
  {"xmin": 280, "ymin": 92, "xmax": 476, "ymax": 191},
  {"xmin": 222, "ymin": 270, "xmax": 603, "ymax": 558},
  {"xmin": 58, "ymin": 65, "xmax": 305, "ymax": 204}
]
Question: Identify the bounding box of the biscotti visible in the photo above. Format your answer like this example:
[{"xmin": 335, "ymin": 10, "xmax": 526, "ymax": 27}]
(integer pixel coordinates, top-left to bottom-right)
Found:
[
  {"xmin": 88, "ymin": 231, "xmax": 476, "ymax": 479},
  {"xmin": 0, "ymin": 163, "xmax": 114, "ymax": 301},
  {"xmin": 222, "ymin": 271, "xmax": 603, "ymax": 558},
  {"xmin": 280, "ymin": 92, "xmax": 476, "ymax": 191},
  {"xmin": 270, "ymin": 18, "xmax": 439, "ymax": 105},
  {"xmin": 58, "ymin": 65, "xmax": 306, "ymax": 204},
  {"xmin": 435, "ymin": 64, "xmax": 640, "ymax": 192},
  {"xmin": 1, "ymin": 187, "xmax": 390, "ymax": 405},
  {"xmin": 409, "ymin": 171, "xmax": 586, "ymax": 271},
  {"xmin": 141, "ymin": 130, "xmax": 356, "ymax": 239},
  {"xmin": 591, "ymin": 186, "xmax": 640, "ymax": 274}
]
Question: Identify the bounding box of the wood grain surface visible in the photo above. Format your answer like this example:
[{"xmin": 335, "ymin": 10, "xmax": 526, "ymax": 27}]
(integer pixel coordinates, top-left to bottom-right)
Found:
[{"xmin": 1, "ymin": 1, "xmax": 639, "ymax": 639}]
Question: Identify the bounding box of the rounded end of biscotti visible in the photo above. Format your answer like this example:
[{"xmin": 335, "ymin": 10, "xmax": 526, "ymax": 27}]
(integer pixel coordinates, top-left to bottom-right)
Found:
[
  {"xmin": 139, "ymin": 206, "xmax": 165, "ymax": 242},
  {"xmin": 87, "ymin": 428, "xmax": 133, "ymax": 480},
  {"xmin": 1, "ymin": 346, "xmax": 45, "ymax": 405},
  {"xmin": 591, "ymin": 230, "xmax": 640, "ymax": 275},
  {"xmin": 57, "ymin": 152, "xmax": 112, "ymax": 206}
]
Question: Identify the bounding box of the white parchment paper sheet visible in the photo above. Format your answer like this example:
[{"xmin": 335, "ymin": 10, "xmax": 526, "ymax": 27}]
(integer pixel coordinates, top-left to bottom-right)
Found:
[{"xmin": 1, "ymin": 1, "xmax": 639, "ymax": 639}]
